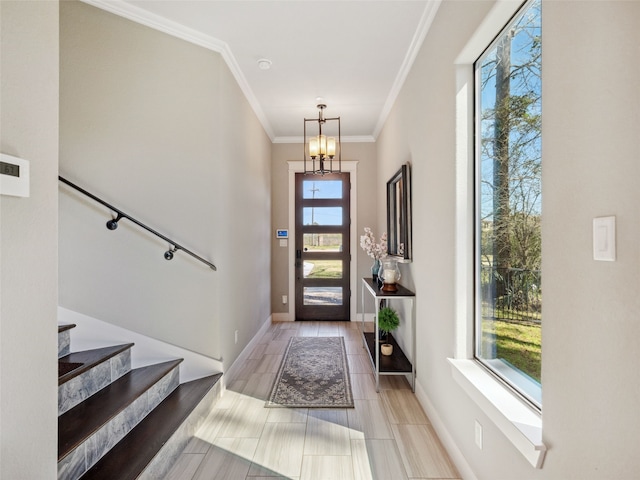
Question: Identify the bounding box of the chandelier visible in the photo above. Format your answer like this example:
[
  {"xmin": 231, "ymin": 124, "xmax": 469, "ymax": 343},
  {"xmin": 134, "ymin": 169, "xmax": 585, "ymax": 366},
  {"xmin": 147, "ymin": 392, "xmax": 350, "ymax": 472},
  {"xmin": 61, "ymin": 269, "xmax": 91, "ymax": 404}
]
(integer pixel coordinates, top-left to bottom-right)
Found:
[{"xmin": 303, "ymin": 104, "xmax": 341, "ymax": 175}]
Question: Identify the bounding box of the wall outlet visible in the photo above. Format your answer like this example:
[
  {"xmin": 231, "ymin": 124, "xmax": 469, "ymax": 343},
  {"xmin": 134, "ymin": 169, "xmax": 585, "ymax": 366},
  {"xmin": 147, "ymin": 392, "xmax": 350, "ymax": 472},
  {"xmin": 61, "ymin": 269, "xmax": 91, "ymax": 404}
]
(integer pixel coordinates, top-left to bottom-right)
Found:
[
  {"xmin": 475, "ymin": 420, "xmax": 483, "ymax": 449},
  {"xmin": 282, "ymin": 295, "xmax": 288, "ymax": 304},
  {"xmin": 234, "ymin": 330, "xmax": 238, "ymax": 344}
]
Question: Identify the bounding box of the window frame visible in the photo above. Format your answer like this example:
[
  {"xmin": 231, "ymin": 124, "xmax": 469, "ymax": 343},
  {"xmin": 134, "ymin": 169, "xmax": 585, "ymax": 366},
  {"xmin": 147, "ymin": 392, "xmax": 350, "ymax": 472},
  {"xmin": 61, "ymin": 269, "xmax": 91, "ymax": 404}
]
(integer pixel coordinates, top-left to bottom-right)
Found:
[
  {"xmin": 450, "ymin": 0, "xmax": 546, "ymax": 468},
  {"xmin": 472, "ymin": 0, "xmax": 542, "ymax": 411}
]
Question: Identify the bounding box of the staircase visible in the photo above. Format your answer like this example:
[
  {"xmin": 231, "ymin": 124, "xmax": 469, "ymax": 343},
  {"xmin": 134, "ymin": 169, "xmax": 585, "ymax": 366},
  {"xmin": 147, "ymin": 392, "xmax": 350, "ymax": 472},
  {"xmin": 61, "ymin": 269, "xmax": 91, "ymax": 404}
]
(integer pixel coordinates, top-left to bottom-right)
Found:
[{"xmin": 57, "ymin": 323, "xmax": 222, "ymax": 480}]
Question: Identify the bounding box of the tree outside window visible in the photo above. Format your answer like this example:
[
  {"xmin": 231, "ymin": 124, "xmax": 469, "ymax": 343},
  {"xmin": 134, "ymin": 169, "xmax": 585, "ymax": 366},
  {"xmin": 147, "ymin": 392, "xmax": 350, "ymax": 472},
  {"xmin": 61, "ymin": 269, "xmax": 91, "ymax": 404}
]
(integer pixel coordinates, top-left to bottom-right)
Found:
[{"xmin": 475, "ymin": 0, "xmax": 542, "ymax": 408}]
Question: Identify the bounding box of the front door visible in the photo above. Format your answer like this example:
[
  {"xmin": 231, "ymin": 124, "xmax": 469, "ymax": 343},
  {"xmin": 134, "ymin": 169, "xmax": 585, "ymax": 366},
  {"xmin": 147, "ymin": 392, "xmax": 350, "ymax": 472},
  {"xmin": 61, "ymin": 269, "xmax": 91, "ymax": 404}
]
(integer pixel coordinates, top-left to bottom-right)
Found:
[{"xmin": 295, "ymin": 172, "xmax": 350, "ymax": 320}]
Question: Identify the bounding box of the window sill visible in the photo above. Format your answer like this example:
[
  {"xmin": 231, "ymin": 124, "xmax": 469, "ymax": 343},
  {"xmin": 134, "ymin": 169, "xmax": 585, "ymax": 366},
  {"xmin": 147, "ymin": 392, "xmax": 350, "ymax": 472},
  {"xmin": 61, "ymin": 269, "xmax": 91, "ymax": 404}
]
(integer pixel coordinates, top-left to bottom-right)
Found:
[{"xmin": 448, "ymin": 358, "xmax": 547, "ymax": 468}]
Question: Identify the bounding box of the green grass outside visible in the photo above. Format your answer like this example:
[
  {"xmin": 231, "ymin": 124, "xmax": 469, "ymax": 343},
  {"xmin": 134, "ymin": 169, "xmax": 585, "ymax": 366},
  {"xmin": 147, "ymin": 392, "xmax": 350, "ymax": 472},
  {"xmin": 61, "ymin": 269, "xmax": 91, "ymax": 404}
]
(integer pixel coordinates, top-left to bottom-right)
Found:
[
  {"xmin": 482, "ymin": 318, "xmax": 541, "ymax": 382},
  {"xmin": 305, "ymin": 260, "xmax": 342, "ymax": 278}
]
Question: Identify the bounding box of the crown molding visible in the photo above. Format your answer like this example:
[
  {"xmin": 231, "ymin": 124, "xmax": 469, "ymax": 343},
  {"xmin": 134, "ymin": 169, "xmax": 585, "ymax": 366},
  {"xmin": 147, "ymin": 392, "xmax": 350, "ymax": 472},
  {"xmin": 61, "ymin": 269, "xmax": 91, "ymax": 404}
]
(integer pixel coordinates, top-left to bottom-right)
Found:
[
  {"xmin": 79, "ymin": 0, "xmax": 440, "ymax": 144},
  {"xmin": 81, "ymin": 0, "xmax": 275, "ymax": 141},
  {"xmin": 372, "ymin": 0, "xmax": 442, "ymax": 140},
  {"xmin": 273, "ymin": 135, "xmax": 375, "ymax": 145}
]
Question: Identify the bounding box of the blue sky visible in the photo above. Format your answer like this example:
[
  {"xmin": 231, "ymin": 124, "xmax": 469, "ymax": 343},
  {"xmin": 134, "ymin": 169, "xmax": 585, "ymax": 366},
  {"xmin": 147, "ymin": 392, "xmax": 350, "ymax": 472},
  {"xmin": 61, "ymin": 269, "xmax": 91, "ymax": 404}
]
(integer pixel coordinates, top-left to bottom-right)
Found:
[
  {"xmin": 303, "ymin": 179, "xmax": 343, "ymax": 225},
  {"xmin": 478, "ymin": 0, "xmax": 542, "ymax": 220}
]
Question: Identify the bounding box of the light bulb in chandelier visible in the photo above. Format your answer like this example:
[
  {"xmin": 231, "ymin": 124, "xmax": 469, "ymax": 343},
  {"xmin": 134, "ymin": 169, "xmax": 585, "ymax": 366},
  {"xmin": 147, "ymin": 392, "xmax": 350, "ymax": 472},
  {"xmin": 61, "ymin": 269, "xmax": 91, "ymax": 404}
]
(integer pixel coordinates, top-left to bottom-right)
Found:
[{"xmin": 303, "ymin": 103, "xmax": 341, "ymax": 174}]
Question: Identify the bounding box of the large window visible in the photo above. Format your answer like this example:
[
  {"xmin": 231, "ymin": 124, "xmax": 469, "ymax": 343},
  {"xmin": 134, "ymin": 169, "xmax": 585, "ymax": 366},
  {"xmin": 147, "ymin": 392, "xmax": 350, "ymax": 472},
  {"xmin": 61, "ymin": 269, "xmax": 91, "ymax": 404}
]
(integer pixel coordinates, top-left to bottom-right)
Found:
[{"xmin": 475, "ymin": 0, "xmax": 542, "ymax": 408}]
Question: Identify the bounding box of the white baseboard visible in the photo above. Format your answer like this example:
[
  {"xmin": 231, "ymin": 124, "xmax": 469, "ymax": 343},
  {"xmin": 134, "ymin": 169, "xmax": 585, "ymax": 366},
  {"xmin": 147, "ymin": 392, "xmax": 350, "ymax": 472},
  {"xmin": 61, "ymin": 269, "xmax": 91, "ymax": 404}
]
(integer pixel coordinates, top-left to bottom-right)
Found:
[
  {"xmin": 271, "ymin": 313, "xmax": 376, "ymax": 323},
  {"xmin": 360, "ymin": 313, "xmax": 375, "ymax": 323},
  {"xmin": 272, "ymin": 312, "xmax": 292, "ymax": 322},
  {"xmin": 223, "ymin": 314, "xmax": 273, "ymax": 385},
  {"xmin": 414, "ymin": 379, "xmax": 477, "ymax": 480}
]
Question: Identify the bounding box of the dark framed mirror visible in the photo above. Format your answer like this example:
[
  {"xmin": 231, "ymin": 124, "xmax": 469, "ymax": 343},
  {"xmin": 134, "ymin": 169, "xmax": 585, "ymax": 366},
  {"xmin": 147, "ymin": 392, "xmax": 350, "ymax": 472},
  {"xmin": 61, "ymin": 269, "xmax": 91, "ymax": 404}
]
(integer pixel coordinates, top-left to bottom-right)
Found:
[{"xmin": 386, "ymin": 163, "xmax": 412, "ymax": 261}]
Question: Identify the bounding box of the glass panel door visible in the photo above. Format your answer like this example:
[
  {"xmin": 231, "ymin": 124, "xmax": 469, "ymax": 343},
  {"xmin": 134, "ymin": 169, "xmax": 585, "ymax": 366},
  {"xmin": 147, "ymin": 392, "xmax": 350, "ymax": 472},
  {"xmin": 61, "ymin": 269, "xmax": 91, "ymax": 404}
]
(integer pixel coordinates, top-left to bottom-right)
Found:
[{"xmin": 295, "ymin": 173, "xmax": 350, "ymax": 320}]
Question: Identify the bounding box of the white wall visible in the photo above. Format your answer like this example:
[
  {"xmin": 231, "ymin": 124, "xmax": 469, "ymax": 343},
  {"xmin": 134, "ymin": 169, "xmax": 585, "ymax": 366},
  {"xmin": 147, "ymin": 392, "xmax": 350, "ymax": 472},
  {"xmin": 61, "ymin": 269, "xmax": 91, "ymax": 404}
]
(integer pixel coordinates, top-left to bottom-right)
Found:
[
  {"xmin": 59, "ymin": 1, "xmax": 271, "ymax": 370},
  {"xmin": 0, "ymin": 1, "xmax": 59, "ymax": 477},
  {"xmin": 541, "ymin": 1, "xmax": 640, "ymax": 477},
  {"xmin": 376, "ymin": 0, "xmax": 640, "ymax": 478}
]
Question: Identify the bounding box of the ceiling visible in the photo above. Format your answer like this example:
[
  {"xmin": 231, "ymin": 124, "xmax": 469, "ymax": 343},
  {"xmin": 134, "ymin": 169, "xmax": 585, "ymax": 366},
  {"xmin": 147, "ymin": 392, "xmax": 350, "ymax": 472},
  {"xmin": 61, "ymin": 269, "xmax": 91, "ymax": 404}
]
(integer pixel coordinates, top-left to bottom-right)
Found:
[{"xmin": 84, "ymin": 0, "xmax": 440, "ymax": 142}]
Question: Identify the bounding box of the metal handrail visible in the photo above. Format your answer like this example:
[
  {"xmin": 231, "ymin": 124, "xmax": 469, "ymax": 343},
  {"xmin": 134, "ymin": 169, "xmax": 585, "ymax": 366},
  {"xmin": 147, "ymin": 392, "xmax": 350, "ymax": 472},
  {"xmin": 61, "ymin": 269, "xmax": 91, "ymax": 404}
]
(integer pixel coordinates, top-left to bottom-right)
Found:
[{"xmin": 59, "ymin": 176, "xmax": 217, "ymax": 271}]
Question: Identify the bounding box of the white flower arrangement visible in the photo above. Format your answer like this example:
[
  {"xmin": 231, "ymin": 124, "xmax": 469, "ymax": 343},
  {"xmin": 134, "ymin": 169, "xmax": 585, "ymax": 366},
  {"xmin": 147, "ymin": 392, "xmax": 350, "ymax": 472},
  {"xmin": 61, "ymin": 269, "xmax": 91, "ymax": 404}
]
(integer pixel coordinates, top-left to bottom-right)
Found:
[{"xmin": 360, "ymin": 227, "xmax": 388, "ymax": 260}]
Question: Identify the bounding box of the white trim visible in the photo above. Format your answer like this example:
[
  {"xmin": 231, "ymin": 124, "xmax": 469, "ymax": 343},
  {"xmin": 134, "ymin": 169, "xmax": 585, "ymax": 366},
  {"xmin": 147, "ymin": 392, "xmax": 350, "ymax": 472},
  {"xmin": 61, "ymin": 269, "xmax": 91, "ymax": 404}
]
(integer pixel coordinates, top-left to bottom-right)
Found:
[
  {"xmin": 449, "ymin": 359, "xmax": 546, "ymax": 469},
  {"xmin": 274, "ymin": 135, "xmax": 375, "ymax": 145},
  {"xmin": 81, "ymin": 0, "xmax": 274, "ymax": 141},
  {"xmin": 455, "ymin": 0, "xmax": 525, "ymax": 65},
  {"xmin": 372, "ymin": 0, "xmax": 442, "ymax": 139},
  {"xmin": 454, "ymin": 64, "xmax": 475, "ymax": 360},
  {"xmin": 81, "ymin": 0, "xmax": 440, "ymax": 144},
  {"xmin": 223, "ymin": 315, "xmax": 273, "ymax": 385},
  {"xmin": 287, "ymin": 161, "xmax": 358, "ymax": 322},
  {"xmin": 271, "ymin": 313, "xmax": 292, "ymax": 323},
  {"xmin": 452, "ymin": 0, "xmax": 547, "ymax": 469},
  {"xmin": 360, "ymin": 313, "xmax": 376, "ymax": 324},
  {"xmin": 414, "ymin": 379, "xmax": 478, "ymax": 480}
]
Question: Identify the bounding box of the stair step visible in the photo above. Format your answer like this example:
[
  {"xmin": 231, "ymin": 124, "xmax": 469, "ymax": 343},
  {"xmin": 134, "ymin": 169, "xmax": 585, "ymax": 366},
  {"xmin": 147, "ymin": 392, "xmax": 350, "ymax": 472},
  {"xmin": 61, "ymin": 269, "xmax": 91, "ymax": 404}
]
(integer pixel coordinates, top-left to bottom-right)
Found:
[
  {"xmin": 59, "ymin": 344, "xmax": 134, "ymax": 385},
  {"xmin": 58, "ymin": 324, "xmax": 76, "ymax": 358},
  {"xmin": 59, "ymin": 359, "xmax": 183, "ymax": 462},
  {"xmin": 80, "ymin": 373, "xmax": 222, "ymax": 480},
  {"xmin": 59, "ymin": 361, "xmax": 84, "ymax": 377},
  {"xmin": 59, "ymin": 344, "xmax": 135, "ymax": 416}
]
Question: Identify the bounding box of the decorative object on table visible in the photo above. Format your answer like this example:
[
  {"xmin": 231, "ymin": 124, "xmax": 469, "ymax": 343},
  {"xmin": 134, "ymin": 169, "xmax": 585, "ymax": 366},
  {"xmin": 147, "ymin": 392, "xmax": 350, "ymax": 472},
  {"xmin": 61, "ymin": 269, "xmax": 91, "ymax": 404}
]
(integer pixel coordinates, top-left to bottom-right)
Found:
[
  {"xmin": 360, "ymin": 227, "xmax": 387, "ymax": 282},
  {"xmin": 371, "ymin": 258, "xmax": 381, "ymax": 281},
  {"xmin": 380, "ymin": 257, "xmax": 401, "ymax": 292},
  {"xmin": 266, "ymin": 336, "xmax": 354, "ymax": 408},
  {"xmin": 377, "ymin": 306, "xmax": 400, "ymax": 355}
]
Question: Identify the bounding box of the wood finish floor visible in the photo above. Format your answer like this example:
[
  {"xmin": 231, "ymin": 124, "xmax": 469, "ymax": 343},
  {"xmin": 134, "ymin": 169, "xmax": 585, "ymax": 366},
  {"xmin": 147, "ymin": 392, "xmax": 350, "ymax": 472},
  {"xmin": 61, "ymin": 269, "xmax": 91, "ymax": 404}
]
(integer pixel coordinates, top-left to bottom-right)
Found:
[{"xmin": 165, "ymin": 321, "xmax": 461, "ymax": 480}]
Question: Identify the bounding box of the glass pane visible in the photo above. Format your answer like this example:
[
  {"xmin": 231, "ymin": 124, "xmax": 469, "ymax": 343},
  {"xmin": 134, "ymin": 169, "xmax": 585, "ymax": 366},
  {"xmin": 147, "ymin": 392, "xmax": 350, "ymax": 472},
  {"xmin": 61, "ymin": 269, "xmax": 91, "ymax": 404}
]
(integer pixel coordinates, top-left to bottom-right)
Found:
[
  {"xmin": 302, "ymin": 180, "xmax": 343, "ymax": 199},
  {"xmin": 303, "ymin": 207, "xmax": 342, "ymax": 226},
  {"xmin": 303, "ymin": 233, "xmax": 343, "ymax": 252},
  {"xmin": 475, "ymin": 0, "xmax": 542, "ymax": 405},
  {"xmin": 303, "ymin": 287, "xmax": 343, "ymax": 305},
  {"xmin": 303, "ymin": 260, "xmax": 343, "ymax": 279}
]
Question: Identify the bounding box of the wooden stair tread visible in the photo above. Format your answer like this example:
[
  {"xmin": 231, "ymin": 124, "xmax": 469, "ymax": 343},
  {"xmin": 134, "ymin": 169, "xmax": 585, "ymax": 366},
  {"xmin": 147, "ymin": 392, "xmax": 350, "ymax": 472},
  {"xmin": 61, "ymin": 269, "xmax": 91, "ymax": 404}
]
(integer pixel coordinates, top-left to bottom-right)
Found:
[
  {"xmin": 80, "ymin": 373, "xmax": 222, "ymax": 480},
  {"xmin": 58, "ymin": 323, "xmax": 77, "ymax": 333},
  {"xmin": 59, "ymin": 361, "xmax": 84, "ymax": 377},
  {"xmin": 58, "ymin": 344, "xmax": 135, "ymax": 385},
  {"xmin": 58, "ymin": 359, "xmax": 183, "ymax": 461}
]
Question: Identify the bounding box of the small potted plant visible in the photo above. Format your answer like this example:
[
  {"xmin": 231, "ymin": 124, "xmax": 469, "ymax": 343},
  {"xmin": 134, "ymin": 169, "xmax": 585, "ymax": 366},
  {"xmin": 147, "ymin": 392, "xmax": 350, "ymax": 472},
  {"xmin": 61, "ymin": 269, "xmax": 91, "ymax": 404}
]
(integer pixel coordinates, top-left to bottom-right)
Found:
[{"xmin": 377, "ymin": 306, "xmax": 400, "ymax": 355}]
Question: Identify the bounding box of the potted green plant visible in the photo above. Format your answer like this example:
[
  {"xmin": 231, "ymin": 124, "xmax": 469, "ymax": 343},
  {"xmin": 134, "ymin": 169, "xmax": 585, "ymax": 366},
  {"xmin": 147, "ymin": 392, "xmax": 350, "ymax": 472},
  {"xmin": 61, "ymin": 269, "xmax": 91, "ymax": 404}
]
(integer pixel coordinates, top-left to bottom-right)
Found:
[{"xmin": 377, "ymin": 306, "xmax": 400, "ymax": 355}]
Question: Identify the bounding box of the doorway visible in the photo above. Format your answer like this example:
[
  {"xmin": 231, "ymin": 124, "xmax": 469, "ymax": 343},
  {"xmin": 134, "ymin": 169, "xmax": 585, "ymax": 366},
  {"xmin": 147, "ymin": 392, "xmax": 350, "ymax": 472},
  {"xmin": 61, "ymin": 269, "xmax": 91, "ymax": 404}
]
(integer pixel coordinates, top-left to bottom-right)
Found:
[{"xmin": 294, "ymin": 172, "xmax": 350, "ymax": 320}]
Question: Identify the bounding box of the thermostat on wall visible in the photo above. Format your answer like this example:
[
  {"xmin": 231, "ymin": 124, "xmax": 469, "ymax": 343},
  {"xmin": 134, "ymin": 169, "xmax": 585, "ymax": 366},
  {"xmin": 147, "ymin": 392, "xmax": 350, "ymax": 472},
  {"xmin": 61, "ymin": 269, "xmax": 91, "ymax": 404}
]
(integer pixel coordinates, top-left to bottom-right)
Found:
[
  {"xmin": 0, "ymin": 153, "xmax": 30, "ymax": 197},
  {"xmin": 276, "ymin": 229, "xmax": 288, "ymax": 239}
]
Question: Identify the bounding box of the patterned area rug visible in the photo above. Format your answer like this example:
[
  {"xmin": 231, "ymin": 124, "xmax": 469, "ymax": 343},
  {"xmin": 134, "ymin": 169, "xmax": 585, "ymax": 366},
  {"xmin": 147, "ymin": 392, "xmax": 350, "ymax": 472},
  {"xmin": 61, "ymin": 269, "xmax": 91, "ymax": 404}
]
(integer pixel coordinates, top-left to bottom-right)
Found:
[{"xmin": 266, "ymin": 336, "xmax": 354, "ymax": 408}]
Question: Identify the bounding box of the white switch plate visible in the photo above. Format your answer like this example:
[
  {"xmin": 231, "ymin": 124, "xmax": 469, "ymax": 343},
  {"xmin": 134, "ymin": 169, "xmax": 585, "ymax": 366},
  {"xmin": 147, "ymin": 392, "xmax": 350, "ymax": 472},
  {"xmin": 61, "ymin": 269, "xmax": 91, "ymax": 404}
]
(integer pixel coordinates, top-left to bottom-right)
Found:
[{"xmin": 593, "ymin": 216, "xmax": 616, "ymax": 261}]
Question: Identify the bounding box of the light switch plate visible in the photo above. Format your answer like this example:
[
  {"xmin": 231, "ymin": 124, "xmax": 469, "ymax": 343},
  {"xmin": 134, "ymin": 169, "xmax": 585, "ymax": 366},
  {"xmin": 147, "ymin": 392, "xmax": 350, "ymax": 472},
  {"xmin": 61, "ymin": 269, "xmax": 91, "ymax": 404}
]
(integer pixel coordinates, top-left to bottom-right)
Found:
[{"xmin": 593, "ymin": 216, "xmax": 616, "ymax": 261}]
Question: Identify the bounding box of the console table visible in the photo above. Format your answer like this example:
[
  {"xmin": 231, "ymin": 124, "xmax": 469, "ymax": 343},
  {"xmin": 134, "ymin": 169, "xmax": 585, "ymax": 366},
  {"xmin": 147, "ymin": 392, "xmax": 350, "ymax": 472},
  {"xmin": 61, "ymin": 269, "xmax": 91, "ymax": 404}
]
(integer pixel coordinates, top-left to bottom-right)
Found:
[{"xmin": 360, "ymin": 278, "xmax": 416, "ymax": 392}]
